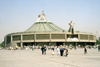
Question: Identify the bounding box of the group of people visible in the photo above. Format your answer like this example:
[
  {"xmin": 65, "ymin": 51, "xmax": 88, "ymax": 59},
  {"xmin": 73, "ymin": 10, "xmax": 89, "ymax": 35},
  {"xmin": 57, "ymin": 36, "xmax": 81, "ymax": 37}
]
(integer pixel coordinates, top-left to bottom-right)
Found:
[
  {"xmin": 40, "ymin": 45, "xmax": 100, "ymax": 56},
  {"xmin": 59, "ymin": 47, "xmax": 68, "ymax": 56},
  {"xmin": 41, "ymin": 45, "xmax": 69, "ymax": 57},
  {"xmin": 40, "ymin": 45, "xmax": 98, "ymax": 56},
  {"xmin": 5, "ymin": 44, "xmax": 100, "ymax": 54},
  {"xmin": 41, "ymin": 46, "xmax": 47, "ymax": 55}
]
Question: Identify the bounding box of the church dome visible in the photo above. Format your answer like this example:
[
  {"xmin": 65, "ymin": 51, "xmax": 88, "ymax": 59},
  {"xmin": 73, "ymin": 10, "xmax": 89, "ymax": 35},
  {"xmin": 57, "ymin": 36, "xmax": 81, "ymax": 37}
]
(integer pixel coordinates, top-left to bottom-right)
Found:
[{"xmin": 25, "ymin": 11, "xmax": 66, "ymax": 33}]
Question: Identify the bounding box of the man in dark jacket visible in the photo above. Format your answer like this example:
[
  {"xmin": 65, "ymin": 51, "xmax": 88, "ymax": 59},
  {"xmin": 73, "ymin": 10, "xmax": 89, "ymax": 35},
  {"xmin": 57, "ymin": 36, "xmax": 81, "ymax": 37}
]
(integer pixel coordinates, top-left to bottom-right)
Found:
[
  {"xmin": 60, "ymin": 48, "xmax": 64, "ymax": 56},
  {"xmin": 41, "ymin": 46, "xmax": 44, "ymax": 55}
]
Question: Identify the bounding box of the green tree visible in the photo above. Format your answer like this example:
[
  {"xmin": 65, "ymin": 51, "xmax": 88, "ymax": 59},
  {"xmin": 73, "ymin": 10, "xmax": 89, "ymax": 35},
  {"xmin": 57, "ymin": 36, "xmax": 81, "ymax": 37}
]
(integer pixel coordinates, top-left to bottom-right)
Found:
[
  {"xmin": 0, "ymin": 41, "xmax": 4, "ymax": 47},
  {"xmin": 96, "ymin": 40, "xmax": 100, "ymax": 45}
]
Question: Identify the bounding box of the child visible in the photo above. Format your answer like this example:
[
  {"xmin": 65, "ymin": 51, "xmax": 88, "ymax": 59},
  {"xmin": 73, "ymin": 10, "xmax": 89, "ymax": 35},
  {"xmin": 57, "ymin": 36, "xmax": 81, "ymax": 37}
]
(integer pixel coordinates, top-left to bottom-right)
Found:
[{"xmin": 65, "ymin": 49, "xmax": 68, "ymax": 57}]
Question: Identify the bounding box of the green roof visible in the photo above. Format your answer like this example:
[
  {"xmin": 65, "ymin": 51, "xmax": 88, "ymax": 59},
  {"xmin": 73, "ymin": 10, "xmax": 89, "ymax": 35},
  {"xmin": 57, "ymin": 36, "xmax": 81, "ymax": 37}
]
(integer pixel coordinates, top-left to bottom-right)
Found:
[{"xmin": 25, "ymin": 12, "xmax": 66, "ymax": 33}]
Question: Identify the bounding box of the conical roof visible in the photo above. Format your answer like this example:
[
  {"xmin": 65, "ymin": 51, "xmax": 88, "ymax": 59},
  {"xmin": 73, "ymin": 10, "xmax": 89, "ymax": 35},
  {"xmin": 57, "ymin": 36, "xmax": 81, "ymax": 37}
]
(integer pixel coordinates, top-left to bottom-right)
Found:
[{"xmin": 25, "ymin": 11, "xmax": 66, "ymax": 33}]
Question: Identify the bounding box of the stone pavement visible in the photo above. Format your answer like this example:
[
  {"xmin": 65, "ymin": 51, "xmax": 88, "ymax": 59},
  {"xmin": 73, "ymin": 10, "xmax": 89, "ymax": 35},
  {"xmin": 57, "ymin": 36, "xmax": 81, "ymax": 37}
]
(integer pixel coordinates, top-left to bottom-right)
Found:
[{"xmin": 0, "ymin": 48, "xmax": 100, "ymax": 67}]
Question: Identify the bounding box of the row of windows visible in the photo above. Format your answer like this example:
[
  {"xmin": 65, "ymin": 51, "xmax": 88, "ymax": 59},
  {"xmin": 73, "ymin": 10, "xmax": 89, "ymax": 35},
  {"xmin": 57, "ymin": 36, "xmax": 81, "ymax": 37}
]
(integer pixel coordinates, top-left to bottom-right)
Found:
[
  {"xmin": 11, "ymin": 34, "xmax": 95, "ymax": 41},
  {"xmin": 80, "ymin": 34, "xmax": 88, "ymax": 39},
  {"xmin": 23, "ymin": 35, "xmax": 34, "ymax": 40},
  {"xmin": 13, "ymin": 35, "xmax": 21, "ymax": 41},
  {"xmin": 89, "ymin": 35, "xmax": 94, "ymax": 40},
  {"xmin": 51, "ymin": 34, "xmax": 65, "ymax": 39},
  {"xmin": 10, "ymin": 34, "xmax": 94, "ymax": 40},
  {"xmin": 36, "ymin": 34, "xmax": 49, "ymax": 39}
]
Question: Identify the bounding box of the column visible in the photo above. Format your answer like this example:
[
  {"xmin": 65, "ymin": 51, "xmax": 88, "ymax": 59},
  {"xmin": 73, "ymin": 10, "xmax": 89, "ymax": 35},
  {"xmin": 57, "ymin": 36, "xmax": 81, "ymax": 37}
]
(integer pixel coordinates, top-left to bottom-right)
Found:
[
  {"xmin": 34, "ymin": 34, "xmax": 36, "ymax": 46},
  {"xmin": 4, "ymin": 36, "xmax": 7, "ymax": 48},
  {"xmin": 65, "ymin": 33, "xmax": 67, "ymax": 41},
  {"xmin": 78, "ymin": 34, "xmax": 80, "ymax": 41},
  {"xmin": 11, "ymin": 35, "xmax": 12, "ymax": 43},
  {"xmin": 50, "ymin": 33, "xmax": 51, "ymax": 45},
  {"xmin": 88, "ymin": 34, "xmax": 89, "ymax": 41},
  {"xmin": 95, "ymin": 42, "xmax": 96, "ymax": 45},
  {"xmin": 21, "ymin": 35, "xmax": 23, "ymax": 48},
  {"xmin": 75, "ymin": 42, "xmax": 77, "ymax": 46},
  {"xmin": 85, "ymin": 42, "xmax": 86, "ymax": 46},
  {"xmin": 34, "ymin": 42, "xmax": 36, "ymax": 46},
  {"xmin": 10, "ymin": 35, "xmax": 12, "ymax": 47}
]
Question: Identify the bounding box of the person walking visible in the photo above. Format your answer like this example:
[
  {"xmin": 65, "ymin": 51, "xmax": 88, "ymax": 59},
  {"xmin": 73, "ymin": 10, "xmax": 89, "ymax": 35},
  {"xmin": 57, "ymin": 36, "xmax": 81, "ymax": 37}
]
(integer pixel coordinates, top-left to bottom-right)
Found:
[
  {"xmin": 60, "ymin": 46, "xmax": 64, "ymax": 56},
  {"xmin": 32, "ymin": 45, "xmax": 34, "ymax": 51},
  {"xmin": 41, "ymin": 46, "xmax": 44, "ymax": 55},
  {"xmin": 44, "ymin": 46, "xmax": 47, "ymax": 55},
  {"xmin": 51, "ymin": 46, "xmax": 55, "ymax": 55},
  {"xmin": 84, "ymin": 46, "xmax": 87, "ymax": 54},
  {"xmin": 16, "ymin": 45, "xmax": 19, "ymax": 50},
  {"xmin": 57, "ymin": 47, "xmax": 59, "ymax": 55}
]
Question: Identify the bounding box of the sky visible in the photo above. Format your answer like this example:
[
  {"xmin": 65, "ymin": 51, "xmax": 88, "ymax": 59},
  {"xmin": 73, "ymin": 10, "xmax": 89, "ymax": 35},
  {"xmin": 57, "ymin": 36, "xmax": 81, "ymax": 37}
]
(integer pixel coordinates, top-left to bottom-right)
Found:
[{"xmin": 0, "ymin": 0, "xmax": 100, "ymax": 43}]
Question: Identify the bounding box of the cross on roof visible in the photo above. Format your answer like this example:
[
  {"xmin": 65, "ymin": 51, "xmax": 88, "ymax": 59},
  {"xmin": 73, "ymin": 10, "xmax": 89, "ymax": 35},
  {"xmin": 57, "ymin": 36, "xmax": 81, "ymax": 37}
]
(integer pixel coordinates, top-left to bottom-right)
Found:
[{"xmin": 42, "ymin": 10, "xmax": 44, "ymax": 14}]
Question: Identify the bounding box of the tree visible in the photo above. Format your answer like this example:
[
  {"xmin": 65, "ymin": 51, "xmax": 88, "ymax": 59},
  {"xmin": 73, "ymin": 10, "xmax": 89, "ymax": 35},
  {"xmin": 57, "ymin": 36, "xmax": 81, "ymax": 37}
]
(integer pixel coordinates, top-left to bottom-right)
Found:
[
  {"xmin": 96, "ymin": 40, "xmax": 100, "ymax": 45},
  {"xmin": 0, "ymin": 41, "xmax": 4, "ymax": 47}
]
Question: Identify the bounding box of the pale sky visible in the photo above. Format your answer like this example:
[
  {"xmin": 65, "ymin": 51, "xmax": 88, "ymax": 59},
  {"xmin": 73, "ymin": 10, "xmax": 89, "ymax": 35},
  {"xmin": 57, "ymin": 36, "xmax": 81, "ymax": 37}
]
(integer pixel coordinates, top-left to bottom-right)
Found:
[{"xmin": 0, "ymin": 0, "xmax": 100, "ymax": 43}]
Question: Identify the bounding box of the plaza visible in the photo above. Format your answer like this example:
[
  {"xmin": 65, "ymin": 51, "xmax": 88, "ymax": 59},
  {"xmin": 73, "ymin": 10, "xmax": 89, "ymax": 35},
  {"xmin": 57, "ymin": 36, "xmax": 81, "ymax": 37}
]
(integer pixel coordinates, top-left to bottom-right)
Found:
[{"xmin": 0, "ymin": 48, "xmax": 100, "ymax": 67}]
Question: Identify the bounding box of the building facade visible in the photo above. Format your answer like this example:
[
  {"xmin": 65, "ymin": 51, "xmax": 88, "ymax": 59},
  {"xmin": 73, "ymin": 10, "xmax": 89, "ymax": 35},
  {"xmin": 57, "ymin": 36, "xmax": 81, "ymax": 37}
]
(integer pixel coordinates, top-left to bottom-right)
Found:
[{"xmin": 4, "ymin": 12, "xmax": 96, "ymax": 48}]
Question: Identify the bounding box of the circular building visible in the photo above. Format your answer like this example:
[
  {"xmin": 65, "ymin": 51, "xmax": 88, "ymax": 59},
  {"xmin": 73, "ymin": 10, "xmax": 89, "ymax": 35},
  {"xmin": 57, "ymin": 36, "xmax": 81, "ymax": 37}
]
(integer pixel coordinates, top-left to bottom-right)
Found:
[{"xmin": 4, "ymin": 12, "xmax": 96, "ymax": 48}]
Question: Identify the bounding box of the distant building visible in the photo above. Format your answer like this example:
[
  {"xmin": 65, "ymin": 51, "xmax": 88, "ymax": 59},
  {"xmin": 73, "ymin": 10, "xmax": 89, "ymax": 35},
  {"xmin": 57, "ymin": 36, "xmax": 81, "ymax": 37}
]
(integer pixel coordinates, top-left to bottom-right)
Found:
[{"xmin": 4, "ymin": 11, "xmax": 96, "ymax": 48}]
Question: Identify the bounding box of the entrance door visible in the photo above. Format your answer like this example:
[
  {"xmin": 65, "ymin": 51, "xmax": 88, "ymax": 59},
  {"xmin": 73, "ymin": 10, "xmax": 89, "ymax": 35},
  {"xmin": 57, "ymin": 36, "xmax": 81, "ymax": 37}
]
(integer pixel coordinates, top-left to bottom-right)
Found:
[
  {"xmin": 56, "ymin": 42, "xmax": 63, "ymax": 46},
  {"xmin": 23, "ymin": 42, "xmax": 34, "ymax": 46}
]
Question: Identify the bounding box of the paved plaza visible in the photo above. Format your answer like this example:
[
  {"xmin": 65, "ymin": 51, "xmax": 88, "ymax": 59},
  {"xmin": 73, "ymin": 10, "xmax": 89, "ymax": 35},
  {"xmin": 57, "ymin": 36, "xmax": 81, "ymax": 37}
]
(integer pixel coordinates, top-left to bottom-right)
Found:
[{"xmin": 0, "ymin": 48, "xmax": 100, "ymax": 67}]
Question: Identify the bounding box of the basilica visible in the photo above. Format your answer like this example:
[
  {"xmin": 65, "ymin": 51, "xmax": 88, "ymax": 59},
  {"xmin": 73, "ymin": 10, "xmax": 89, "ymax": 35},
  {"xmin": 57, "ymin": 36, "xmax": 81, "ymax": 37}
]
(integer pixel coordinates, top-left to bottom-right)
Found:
[{"xmin": 4, "ymin": 11, "xmax": 96, "ymax": 48}]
